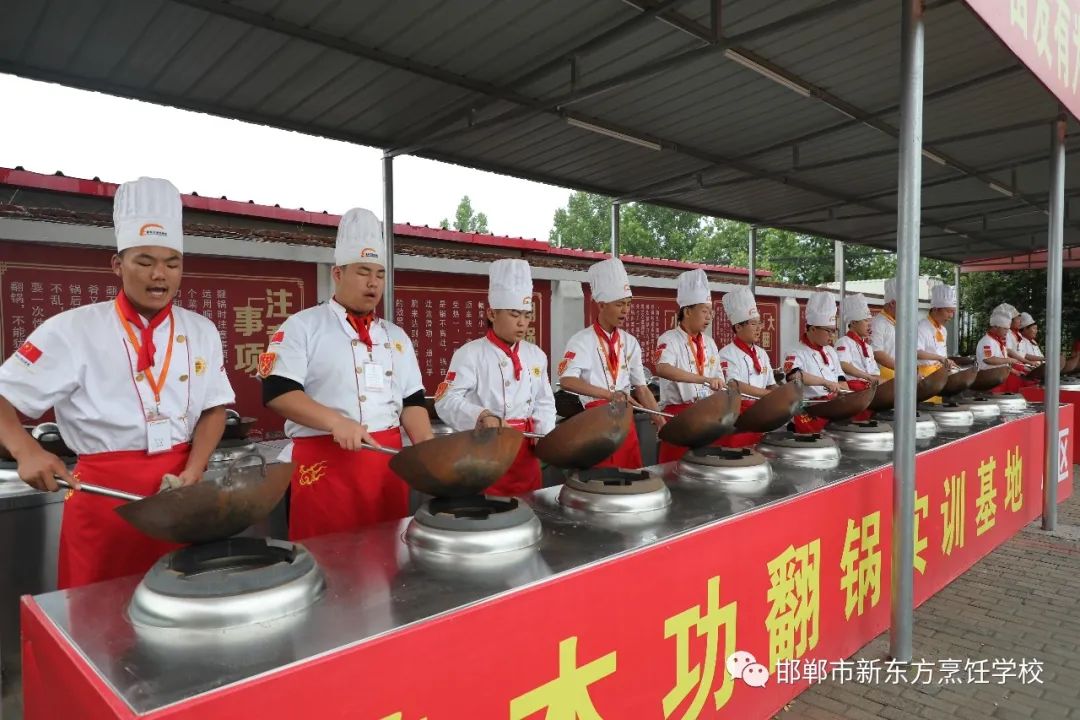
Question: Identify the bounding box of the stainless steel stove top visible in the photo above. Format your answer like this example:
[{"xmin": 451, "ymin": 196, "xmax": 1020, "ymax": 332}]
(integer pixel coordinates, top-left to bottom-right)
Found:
[{"xmin": 28, "ymin": 409, "xmax": 1034, "ymax": 715}]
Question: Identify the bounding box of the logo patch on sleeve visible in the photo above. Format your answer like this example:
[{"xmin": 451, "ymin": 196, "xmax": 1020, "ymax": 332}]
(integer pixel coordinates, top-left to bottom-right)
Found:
[
  {"xmin": 983, "ymin": 346, "xmax": 992, "ymax": 358},
  {"xmin": 434, "ymin": 371, "xmax": 456, "ymax": 401},
  {"xmin": 270, "ymin": 330, "xmax": 285, "ymax": 345},
  {"xmin": 837, "ymin": 345, "xmax": 847, "ymax": 352},
  {"xmin": 783, "ymin": 354, "xmax": 797, "ymax": 373},
  {"xmin": 654, "ymin": 343, "xmax": 667, "ymax": 364},
  {"xmin": 557, "ymin": 351, "xmax": 576, "ymax": 376},
  {"xmin": 257, "ymin": 352, "xmax": 277, "ymax": 378},
  {"xmin": 15, "ymin": 341, "xmax": 42, "ymax": 366}
]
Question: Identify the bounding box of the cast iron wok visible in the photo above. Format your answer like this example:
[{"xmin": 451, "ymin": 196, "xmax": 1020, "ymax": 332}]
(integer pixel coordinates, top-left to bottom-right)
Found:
[
  {"xmin": 657, "ymin": 381, "xmax": 741, "ymax": 448},
  {"xmin": 733, "ymin": 375, "xmax": 804, "ymax": 433}
]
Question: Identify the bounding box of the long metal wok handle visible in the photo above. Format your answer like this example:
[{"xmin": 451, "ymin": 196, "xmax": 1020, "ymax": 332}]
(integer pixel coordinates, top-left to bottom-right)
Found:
[
  {"xmin": 54, "ymin": 478, "xmax": 144, "ymax": 502},
  {"xmin": 565, "ymin": 390, "xmax": 674, "ymax": 418},
  {"xmin": 360, "ymin": 442, "xmax": 399, "ymax": 456}
]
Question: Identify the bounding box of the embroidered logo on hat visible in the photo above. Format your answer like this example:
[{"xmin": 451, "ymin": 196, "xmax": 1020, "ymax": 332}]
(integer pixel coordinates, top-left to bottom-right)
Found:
[
  {"xmin": 523, "ymin": 296, "xmax": 533, "ymax": 306},
  {"xmin": 15, "ymin": 341, "xmax": 42, "ymax": 366},
  {"xmin": 360, "ymin": 247, "xmax": 379, "ymax": 258},
  {"xmin": 139, "ymin": 223, "xmax": 168, "ymax": 238}
]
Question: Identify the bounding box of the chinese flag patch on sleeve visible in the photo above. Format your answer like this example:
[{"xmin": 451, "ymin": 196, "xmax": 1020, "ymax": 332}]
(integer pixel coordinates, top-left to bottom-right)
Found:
[
  {"xmin": 983, "ymin": 346, "xmax": 992, "ymax": 358},
  {"xmin": 783, "ymin": 354, "xmax": 797, "ymax": 373},
  {"xmin": 557, "ymin": 351, "xmax": 576, "ymax": 377},
  {"xmin": 15, "ymin": 341, "xmax": 42, "ymax": 366},
  {"xmin": 654, "ymin": 343, "xmax": 667, "ymax": 364},
  {"xmin": 837, "ymin": 345, "xmax": 847, "ymax": 353},
  {"xmin": 270, "ymin": 330, "xmax": 285, "ymax": 345}
]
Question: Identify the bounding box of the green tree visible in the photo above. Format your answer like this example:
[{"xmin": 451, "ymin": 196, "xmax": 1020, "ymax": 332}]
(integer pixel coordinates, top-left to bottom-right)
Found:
[{"xmin": 440, "ymin": 195, "xmax": 489, "ymax": 233}]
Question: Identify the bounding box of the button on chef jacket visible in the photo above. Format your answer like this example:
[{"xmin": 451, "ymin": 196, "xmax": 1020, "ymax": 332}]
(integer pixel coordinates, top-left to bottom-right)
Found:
[
  {"xmin": 0, "ymin": 302, "xmax": 234, "ymax": 453},
  {"xmin": 267, "ymin": 299, "xmax": 424, "ymax": 437},
  {"xmin": 975, "ymin": 333, "xmax": 1009, "ymax": 370},
  {"xmin": 655, "ymin": 326, "xmax": 724, "ymax": 407},
  {"xmin": 785, "ymin": 340, "xmax": 843, "ymax": 399},
  {"xmin": 558, "ymin": 326, "xmax": 647, "ymax": 406},
  {"xmin": 916, "ymin": 317, "xmax": 948, "ymax": 367},
  {"xmin": 870, "ymin": 312, "xmax": 896, "ymax": 359},
  {"xmin": 835, "ymin": 333, "xmax": 880, "ymax": 376},
  {"xmin": 717, "ymin": 341, "xmax": 775, "ymax": 390},
  {"xmin": 435, "ymin": 336, "xmax": 557, "ymax": 433}
]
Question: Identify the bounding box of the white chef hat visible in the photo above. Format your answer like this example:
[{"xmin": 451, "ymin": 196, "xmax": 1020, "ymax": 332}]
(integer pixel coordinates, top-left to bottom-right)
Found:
[
  {"xmin": 1018, "ymin": 312, "xmax": 1036, "ymax": 328},
  {"xmin": 842, "ymin": 293, "xmax": 872, "ymax": 325},
  {"xmin": 990, "ymin": 310, "xmax": 1012, "ymax": 329},
  {"xmin": 588, "ymin": 258, "xmax": 632, "ymax": 303},
  {"xmin": 489, "ymin": 259, "xmax": 533, "ymax": 311},
  {"xmin": 334, "ymin": 208, "xmax": 385, "ymax": 267},
  {"xmin": 113, "ymin": 177, "xmax": 184, "ymax": 254},
  {"xmin": 806, "ymin": 291, "xmax": 838, "ymax": 328},
  {"xmin": 676, "ymin": 269, "xmax": 711, "ymax": 308},
  {"xmin": 722, "ymin": 287, "xmax": 759, "ymax": 325},
  {"xmin": 931, "ymin": 284, "xmax": 957, "ymax": 309},
  {"xmin": 883, "ymin": 278, "xmax": 897, "ymax": 303},
  {"xmin": 993, "ymin": 303, "xmax": 1019, "ymax": 319}
]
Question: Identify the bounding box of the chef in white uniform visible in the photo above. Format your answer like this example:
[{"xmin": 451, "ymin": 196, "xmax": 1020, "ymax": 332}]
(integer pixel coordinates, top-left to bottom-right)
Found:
[
  {"xmin": 653, "ymin": 269, "xmax": 725, "ymax": 463},
  {"xmin": 261, "ymin": 207, "xmax": 433, "ymax": 540},
  {"xmin": 836, "ymin": 294, "xmax": 881, "ymax": 387},
  {"xmin": 1017, "ymin": 312, "xmax": 1044, "ymax": 362},
  {"xmin": 916, "ymin": 284, "xmax": 958, "ymax": 375},
  {"xmin": 716, "ymin": 286, "xmax": 776, "ymax": 447},
  {"xmin": 975, "ymin": 309, "xmax": 1014, "ymax": 370},
  {"xmin": 784, "ymin": 291, "xmax": 848, "ymax": 433},
  {"xmin": 992, "ymin": 303, "xmax": 1027, "ymax": 363},
  {"xmin": 557, "ymin": 257, "xmax": 664, "ymax": 468},
  {"xmin": 0, "ymin": 177, "xmax": 234, "ymax": 588},
  {"xmin": 870, "ymin": 278, "xmax": 897, "ymax": 379},
  {"xmin": 434, "ymin": 259, "xmax": 556, "ymax": 495}
]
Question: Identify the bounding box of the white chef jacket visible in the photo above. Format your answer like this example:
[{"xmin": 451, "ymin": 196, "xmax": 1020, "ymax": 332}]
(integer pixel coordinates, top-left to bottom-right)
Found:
[
  {"xmin": 434, "ymin": 336, "xmax": 556, "ymax": 434},
  {"xmin": 870, "ymin": 311, "xmax": 896, "ymax": 360},
  {"xmin": 916, "ymin": 317, "xmax": 948, "ymax": 367},
  {"xmin": 558, "ymin": 325, "xmax": 647, "ymax": 408},
  {"xmin": 1019, "ymin": 336, "xmax": 1043, "ymax": 359},
  {"xmin": 785, "ymin": 340, "xmax": 843, "ymax": 399},
  {"xmin": 0, "ymin": 301, "xmax": 234, "ymax": 455},
  {"xmin": 717, "ymin": 341, "xmax": 775, "ymax": 391},
  {"xmin": 266, "ymin": 299, "xmax": 424, "ymax": 437},
  {"xmin": 975, "ymin": 332, "xmax": 1009, "ymax": 370},
  {"xmin": 655, "ymin": 326, "xmax": 724, "ymax": 407},
  {"xmin": 1005, "ymin": 330, "xmax": 1021, "ymax": 353},
  {"xmin": 835, "ymin": 332, "xmax": 880, "ymax": 377}
]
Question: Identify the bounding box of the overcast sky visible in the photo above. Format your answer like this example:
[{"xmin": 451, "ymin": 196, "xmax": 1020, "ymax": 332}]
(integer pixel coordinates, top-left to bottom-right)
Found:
[{"xmin": 0, "ymin": 74, "xmax": 571, "ymax": 241}]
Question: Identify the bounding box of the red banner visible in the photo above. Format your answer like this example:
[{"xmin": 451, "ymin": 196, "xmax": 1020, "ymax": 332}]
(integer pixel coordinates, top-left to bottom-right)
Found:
[
  {"xmin": 583, "ymin": 287, "xmax": 782, "ymax": 370},
  {"xmin": 387, "ymin": 270, "xmax": 551, "ymax": 393},
  {"xmin": 24, "ymin": 410, "xmax": 1071, "ymax": 720},
  {"xmin": 1021, "ymin": 386, "xmax": 1080, "ymax": 469},
  {"xmin": 965, "ymin": 0, "xmax": 1080, "ymax": 121},
  {"xmin": 0, "ymin": 241, "xmax": 315, "ymax": 439}
]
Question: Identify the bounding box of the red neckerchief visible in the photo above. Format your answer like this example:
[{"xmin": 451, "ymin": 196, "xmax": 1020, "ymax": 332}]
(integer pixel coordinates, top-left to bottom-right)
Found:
[
  {"xmin": 346, "ymin": 311, "xmax": 375, "ymax": 350},
  {"xmin": 116, "ymin": 290, "xmax": 171, "ymax": 372},
  {"xmin": 687, "ymin": 329, "xmax": 705, "ymax": 375},
  {"xmin": 486, "ymin": 329, "xmax": 522, "ymax": 380},
  {"xmin": 992, "ymin": 333, "xmax": 1007, "ymax": 355},
  {"xmin": 593, "ymin": 322, "xmax": 621, "ymax": 382},
  {"xmin": 734, "ymin": 337, "xmax": 762, "ymax": 373},
  {"xmin": 802, "ymin": 334, "xmax": 830, "ymax": 365},
  {"xmin": 846, "ymin": 330, "xmax": 870, "ymax": 358},
  {"xmin": 1012, "ymin": 329, "xmax": 1023, "ymax": 345}
]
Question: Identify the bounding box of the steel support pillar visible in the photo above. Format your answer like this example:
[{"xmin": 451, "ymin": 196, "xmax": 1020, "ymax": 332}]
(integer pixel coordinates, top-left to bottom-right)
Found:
[
  {"xmin": 611, "ymin": 202, "xmax": 621, "ymax": 257},
  {"xmin": 889, "ymin": 0, "xmax": 924, "ymax": 664},
  {"xmin": 382, "ymin": 154, "xmax": 395, "ymax": 314},
  {"xmin": 1043, "ymin": 116, "xmax": 1067, "ymax": 531},
  {"xmin": 748, "ymin": 226, "xmax": 758, "ymax": 293}
]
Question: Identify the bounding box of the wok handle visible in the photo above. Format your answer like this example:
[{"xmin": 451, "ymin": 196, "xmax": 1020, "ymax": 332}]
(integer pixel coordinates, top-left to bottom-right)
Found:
[
  {"xmin": 360, "ymin": 442, "xmax": 398, "ymax": 456},
  {"xmin": 565, "ymin": 391, "xmax": 674, "ymax": 418},
  {"xmin": 522, "ymin": 432, "xmax": 545, "ymax": 440},
  {"xmin": 54, "ymin": 478, "xmax": 144, "ymax": 502}
]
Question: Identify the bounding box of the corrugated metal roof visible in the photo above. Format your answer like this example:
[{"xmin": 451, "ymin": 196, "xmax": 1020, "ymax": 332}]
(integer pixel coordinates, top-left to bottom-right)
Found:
[{"xmin": 2, "ymin": 0, "xmax": 1078, "ymax": 263}]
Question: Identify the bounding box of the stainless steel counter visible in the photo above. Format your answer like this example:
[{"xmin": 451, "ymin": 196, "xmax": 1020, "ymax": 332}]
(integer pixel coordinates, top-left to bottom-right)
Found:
[{"xmin": 27, "ymin": 410, "xmax": 1036, "ymax": 716}]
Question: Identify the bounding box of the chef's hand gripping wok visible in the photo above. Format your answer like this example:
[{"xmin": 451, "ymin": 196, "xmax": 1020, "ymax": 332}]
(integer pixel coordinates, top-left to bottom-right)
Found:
[
  {"xmin": 361, "ymin": 426, "xmax": 524, "ymax": 497},
  {"xmin": 733, "ymin": 373, "xmax": 804, "ymax": 433},
  {"xmin": 656, "ymin": 381, "xmax": 741, "ymax": 448},
  {"xmin": 56, "ymin": 452, "xmax": 283, "ymax": 545}
]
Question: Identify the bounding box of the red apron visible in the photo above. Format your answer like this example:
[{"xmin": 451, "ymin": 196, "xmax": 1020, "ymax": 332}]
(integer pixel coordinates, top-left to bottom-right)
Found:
[
  {"xmin": 58, "ymin": 445, "xmax": 188, "ymax": 589},
  {"xmin": 658, "ymin": 399, "xmax": 767, "ymax": 460},
  {"xmin": 288, "ymin": 428, "xmax": 409, "ymax": 541},
  {"xmin": 717, "ymin": 398, "xmax": 766, "ymax": 449},
  {"xmin": 486, "ymin": 419, "xmax": 542, "ymax": 496},
  {"xmin": 658, "ymin": 402, "xmax": 693, "ymax": 464},
  {"xmin": 585, "ymin": 399, "xmax": 643, "ymax": 469},
  {"xmin": 846, "ymin": 379, "xmax": 874, "ymax": 421}
]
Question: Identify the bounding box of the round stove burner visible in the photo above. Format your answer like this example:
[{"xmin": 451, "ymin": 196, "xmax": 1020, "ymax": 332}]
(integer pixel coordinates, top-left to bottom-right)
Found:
[
  {"xmin": 919, "ymin": 402, "xmax": 975, "ymax": 429},
  {"xmin": 758, "ymin": 432, "xmax": 841, "ymax": 469},
  {"xmin": 209, "ymin": 440, "xmax": 257, "ymax": 465},
  {"xmin": 1062, "ymin": 382, "xmax": 1080, "ymax": 392},
  {"xmin": 676, "ymin": 447, "xmax": 772, "ymax": 489},
  {"xmin": 966, "ymin": 397, "xmax": 1002, "ymax": 420},
  {"xmin": 874, "ymin": 411, "xmax": 938, "ymax": 441},
  {"xmin": 558, "ymin": 468, "xmax": 671, "ymax": 514},
  {"xmin": 129, "ymin": 538, "xmax": 325, "ymax": 630},
  {"xmin": 827, "ymin": 420, "xmax": 894, "ymax": 453},
  {"xmin": 406, "ymin": 495, "xmax": 542, "ymax": 556},
  {"xmin": 991, "ymin": 393, "xmax": 1028, "ymax": 414}
]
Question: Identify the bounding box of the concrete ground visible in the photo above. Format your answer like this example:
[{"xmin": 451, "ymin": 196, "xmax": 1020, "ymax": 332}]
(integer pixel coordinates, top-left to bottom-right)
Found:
[{"xmin": 778, "ymin": 473, "xmax": 1080, "ymax": 720}]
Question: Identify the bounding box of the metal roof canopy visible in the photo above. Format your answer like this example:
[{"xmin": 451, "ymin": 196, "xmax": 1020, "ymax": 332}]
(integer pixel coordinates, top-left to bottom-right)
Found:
[{"xmin": 1, "ymin": 0, "xmax": 1077, "ymax": 264}]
